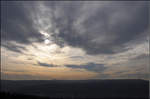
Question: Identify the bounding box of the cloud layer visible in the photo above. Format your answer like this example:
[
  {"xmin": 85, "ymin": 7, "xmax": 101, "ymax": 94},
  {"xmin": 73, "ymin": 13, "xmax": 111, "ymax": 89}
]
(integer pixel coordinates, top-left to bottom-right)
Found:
[
  {"xmin": 66, "ymin": 63, "xmax": 107, "ymax": 72},
  {"xmin": 1, "ymin": 2, "xmax": 44, "ymax": 52},
  {"xmin": 46, "ymin": 1, "xmax": 149, "ymax": 55},
  {"xmin": 1, "ymin": 1, "xmax": 149, "ymax": 55},
  {"xmin": 1, "ymin": 1, "xmax": 149, "ymax": 80}
]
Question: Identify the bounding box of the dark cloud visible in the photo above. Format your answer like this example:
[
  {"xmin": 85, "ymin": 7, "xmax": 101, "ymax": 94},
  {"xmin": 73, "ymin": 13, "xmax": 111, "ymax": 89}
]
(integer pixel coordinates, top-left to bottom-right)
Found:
[
  {"xmin": 69, "ymin": 56, "xmax": 84, "ymax": 59},
  {"xmin": 37, "ymin": 61, "xmax": 56, "ymax": 67},
  {"xmin": 132, "ymin": 54, "xmax": 149, "ymax": 60},
  {"xmin": 66, "ymin": 63, "xmax": 107, "ymax": 72},
  {"xmin": 1, "ymin": 1, "xmax": 148, "ymax": 55},
  {"xmin": 1, "ymin": 1, "xmax": 44, "ymax": 52},
  {"xmin": 48, "ymin": 2, "xmax": 149, "ymax": 55},
  {"xmin": 1, "ymin": 42, "xmax": 26, "ymax": 53},
  {"xmin": 27, "ymin": 58, "xmax": 33, "ymax": 60}
]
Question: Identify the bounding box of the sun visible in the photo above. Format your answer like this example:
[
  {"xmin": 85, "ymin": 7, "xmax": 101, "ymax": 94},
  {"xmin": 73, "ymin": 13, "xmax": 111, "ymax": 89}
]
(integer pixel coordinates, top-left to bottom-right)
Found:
[{"xmin": 44, "ymin": 39, "xmax": 50, "ymax": 44}]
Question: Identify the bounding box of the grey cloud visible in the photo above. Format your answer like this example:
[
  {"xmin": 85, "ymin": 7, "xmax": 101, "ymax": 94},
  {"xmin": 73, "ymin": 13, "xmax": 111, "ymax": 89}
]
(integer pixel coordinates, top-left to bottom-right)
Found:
[
  {"xmin": 132, "ymin": 54, "xmax": 149, "ymax": 60},
  {"xmin": 37, "ymin": 61, "xmax": 56, "ymax": 67},
  {"xmin": 1, "ymin": 42, "xmax": 26, "ymax": 53},
  {"xmin": 70, "ymin": 56, "xmax": 84, "ymax": 59},
  {"xmin": 66, "ymin": 63, "xmax": 107, "ymax": 72},
  {"xmin": 103, "ymin": 53, "xmax": 149, "ymax": 79},
  {"xmin": 46, "ymin": 1, "xmax": 149, "ymax": 55},
  {"xmin": 27, "ymin": 58, "xmax": 33, "ymax": 60},
  {"xmin": 1, "ymin": 1, "xmax": 149, "ymax": 55},
  {"xmin": 1, "ymin": 1, "xmax": 44, "ymax": 52},
  {"xmin": 95, "ymin": 71, "xmax": 149, "ymax": 80}
]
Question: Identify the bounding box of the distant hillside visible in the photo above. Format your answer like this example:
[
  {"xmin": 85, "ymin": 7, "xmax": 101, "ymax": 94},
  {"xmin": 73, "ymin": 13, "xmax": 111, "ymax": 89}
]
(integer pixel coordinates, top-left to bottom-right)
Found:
[
  {"xmin": 0, "ymin": 92, "xmax": 50, "ymax": 99},
  {"xmin": 0, "ymin": 79, "xmax": 149, "ymax": 99}
]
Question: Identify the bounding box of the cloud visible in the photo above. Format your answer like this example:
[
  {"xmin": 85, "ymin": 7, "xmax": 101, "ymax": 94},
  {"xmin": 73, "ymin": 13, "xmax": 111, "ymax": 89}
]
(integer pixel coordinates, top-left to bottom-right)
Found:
[
  {"xmin": 1, "ymin": 1, "xmax": 44, "ymax": 52},
  {"xmin": 1, "ymin": 1, "xmax": 148, "ymax": 56},
  {"xmin": 66, "ymin": 62, "xmax": 107, "ymax": 73},
  {"xmin": 1, "ymin": 41, "xmax": 27, "ymax": 53},
  {"xmin": 45, "ymin": 1, "xmax": 149, "ymax": 55},
  {"xmin": 69, "ymin": 56, "xmax": 84, "ymax": 59},
  {"xmin": 99, "ymin": 53, "xmax": 149, "ymax": 79},
  {"xmin": 131, "ymin": 54, "xmax": 149, "ymax": 60},
  {"xmin": 37, "ymin": 61, "xmax": 56, "ymax": 67},
  {"xmin": 1, "ymin": 1, "xmax": 148, "ymax": 80}
]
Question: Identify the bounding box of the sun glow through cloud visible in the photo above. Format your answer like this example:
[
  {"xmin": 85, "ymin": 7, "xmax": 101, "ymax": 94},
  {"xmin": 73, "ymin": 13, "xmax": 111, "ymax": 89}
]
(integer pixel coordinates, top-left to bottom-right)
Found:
[{"xmin": 1, "ymin": 1, "xmax": 149, "ymax": 80}]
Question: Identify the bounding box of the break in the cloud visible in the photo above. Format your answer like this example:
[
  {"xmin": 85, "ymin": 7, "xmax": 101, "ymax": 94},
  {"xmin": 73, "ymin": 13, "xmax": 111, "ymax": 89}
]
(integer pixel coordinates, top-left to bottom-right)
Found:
[{"xmin": 1, "ymin": 1, "xmax": 149, "ymax": 80}]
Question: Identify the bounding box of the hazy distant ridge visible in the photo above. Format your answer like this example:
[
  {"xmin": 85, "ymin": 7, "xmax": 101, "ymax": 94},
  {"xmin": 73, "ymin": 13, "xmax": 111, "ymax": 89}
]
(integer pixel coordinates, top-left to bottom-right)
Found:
[{"xmin": 1, "ymin": 79, "xmax": 149, "ymax": 98}]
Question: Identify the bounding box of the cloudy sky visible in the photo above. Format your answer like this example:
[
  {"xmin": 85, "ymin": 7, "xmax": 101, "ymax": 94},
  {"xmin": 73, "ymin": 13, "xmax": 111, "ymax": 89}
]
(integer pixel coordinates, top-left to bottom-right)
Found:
[{"xmin": 1, "ymin": 1, "xmax": 149, "ymax": 80}]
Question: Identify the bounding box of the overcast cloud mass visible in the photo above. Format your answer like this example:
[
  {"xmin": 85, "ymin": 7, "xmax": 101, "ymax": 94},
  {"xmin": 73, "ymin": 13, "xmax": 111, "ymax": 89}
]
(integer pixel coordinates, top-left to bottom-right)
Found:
[{"xmin": 1, "ymin": 1, "xmax": 149, "ymax": 80}]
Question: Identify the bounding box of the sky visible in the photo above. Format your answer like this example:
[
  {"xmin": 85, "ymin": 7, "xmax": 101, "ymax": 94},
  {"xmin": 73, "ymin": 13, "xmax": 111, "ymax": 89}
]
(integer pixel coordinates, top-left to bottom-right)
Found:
[{"xmin": 1, "ymin": 1, "xmax": 149, "ymax": 80}]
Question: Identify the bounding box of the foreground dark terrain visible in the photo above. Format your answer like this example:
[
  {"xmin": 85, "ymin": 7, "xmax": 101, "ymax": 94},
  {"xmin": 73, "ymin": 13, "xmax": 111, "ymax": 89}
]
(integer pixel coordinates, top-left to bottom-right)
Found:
[{"xmin": 0, "ymin": 79, "xmax": 149, "ymax": 99}]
